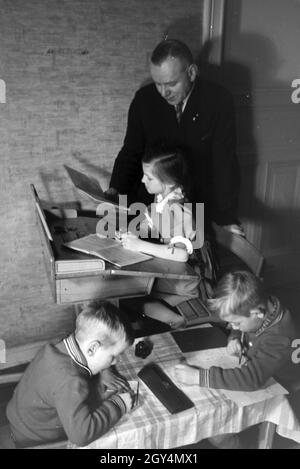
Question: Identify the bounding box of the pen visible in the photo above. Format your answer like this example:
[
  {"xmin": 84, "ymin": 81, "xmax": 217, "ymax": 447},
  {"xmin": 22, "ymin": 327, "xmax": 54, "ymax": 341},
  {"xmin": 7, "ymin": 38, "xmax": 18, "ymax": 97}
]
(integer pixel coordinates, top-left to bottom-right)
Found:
[
  {"xmin": 239, "ymin": 332, "xmax": 245, "ymax": 365},
  {"xmin": 144, "ymin": 210, "xmax": 153, "ymax": 229},
  {"xmin": 168, "ymin": 243, "xmax": 175, "ymax": 254}
]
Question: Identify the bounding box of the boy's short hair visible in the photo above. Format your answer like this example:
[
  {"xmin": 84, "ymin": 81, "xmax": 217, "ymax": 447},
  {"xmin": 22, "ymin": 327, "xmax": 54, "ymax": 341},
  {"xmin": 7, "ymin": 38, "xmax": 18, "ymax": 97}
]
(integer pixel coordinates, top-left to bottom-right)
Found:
[
  {"xmin": 208, "ymin": 270, "xmax": 268, "ymax": 320},
  {"xmin": 75, "ymin": 301, "xmax": 134, "ymax": 347}
]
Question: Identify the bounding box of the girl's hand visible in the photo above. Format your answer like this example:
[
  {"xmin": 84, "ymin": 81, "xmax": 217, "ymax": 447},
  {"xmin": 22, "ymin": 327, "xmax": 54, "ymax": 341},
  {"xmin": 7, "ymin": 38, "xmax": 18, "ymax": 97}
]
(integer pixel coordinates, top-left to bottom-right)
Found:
[
  {"xmin": 120, "ymin": 232, "xmax": 139, "ymax": 251},
  {"xmin": 227, "ymin": 338, "xmax": 242, "ymax": 356},
  {"xmin": 174, "ymin": 363, "xmax": 199, "ymax": 385}
]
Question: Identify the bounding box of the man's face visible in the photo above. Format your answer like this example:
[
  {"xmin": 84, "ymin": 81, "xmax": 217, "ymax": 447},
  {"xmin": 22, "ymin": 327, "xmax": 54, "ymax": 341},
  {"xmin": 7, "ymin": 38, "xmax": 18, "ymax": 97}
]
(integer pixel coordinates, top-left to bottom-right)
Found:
[{"xmin": 150, "ymin": 56, "xmax": 196, "ymax": 106}]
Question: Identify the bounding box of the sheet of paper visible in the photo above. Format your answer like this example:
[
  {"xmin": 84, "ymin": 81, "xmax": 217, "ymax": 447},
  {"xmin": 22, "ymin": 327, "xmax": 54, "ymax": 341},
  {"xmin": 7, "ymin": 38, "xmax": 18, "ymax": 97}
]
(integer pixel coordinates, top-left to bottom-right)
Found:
[
  {"xmin": 184, "ymin": 347, "xmax": 240, "ymax": 369},
  {"xmin": 223, "ymin": 379, "xmax": 288, "ymax": 406}
]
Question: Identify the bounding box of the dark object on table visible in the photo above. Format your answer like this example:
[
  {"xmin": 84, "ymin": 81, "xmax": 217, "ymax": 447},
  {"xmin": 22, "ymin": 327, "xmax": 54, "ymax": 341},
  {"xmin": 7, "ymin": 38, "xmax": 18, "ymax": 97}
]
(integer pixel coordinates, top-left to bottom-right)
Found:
[
  {"xmin": 135, "ymin": 340, "xmax": 153, "ymax": 359},
  {"xmin": 138, "ymin": 363, "xmax": 194, "ymax": 414},
  {"xmin": 171, "ymin": 326, "xmax": 228, "ymax": 353}
]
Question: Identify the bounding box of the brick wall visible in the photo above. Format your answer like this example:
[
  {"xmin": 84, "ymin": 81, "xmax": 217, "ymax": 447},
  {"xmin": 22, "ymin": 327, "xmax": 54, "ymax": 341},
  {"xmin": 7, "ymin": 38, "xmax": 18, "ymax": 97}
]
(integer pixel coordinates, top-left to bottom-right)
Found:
[{"xmin": 0, "ymin": 0, "xmax": 203, "ymax": 345}]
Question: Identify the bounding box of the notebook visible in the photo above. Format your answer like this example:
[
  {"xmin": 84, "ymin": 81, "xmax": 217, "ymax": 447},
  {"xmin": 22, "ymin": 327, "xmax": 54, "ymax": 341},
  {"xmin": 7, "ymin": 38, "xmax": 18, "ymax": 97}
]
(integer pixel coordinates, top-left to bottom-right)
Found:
[
  {"xmin": 64, "ymin": 165, "xmax": 129, "ymax": 211},
  {"xmin": 64, "ymin": 233, "xmax": 152, "ymax": 268},
  {"xmin": 171, "ymin": 326, "xmax": 228, "ymax": 353}
]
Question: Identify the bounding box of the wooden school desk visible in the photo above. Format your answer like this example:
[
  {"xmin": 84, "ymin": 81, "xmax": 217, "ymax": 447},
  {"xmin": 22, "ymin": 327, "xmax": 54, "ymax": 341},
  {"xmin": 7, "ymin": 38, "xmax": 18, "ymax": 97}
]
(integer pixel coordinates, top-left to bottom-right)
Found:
[
  {"xmin": 69, "ymin": 328, "xmax": 300, "ymax": 450},
  {"xmin": 31, "ymin": 185, "xmax": 198, "ymax": 304}
]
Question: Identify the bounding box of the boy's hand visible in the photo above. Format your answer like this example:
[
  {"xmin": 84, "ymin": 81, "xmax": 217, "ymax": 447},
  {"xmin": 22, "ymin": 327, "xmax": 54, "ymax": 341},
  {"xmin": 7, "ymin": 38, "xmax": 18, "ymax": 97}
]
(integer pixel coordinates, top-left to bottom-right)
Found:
[
  {"xmin": 104, "ymin": 187, "xmax": 119, "ymax": 202},
  {"xmin": 102, "ymin": 368, "xmax": 130, "ymax": 392},
  {"xmin": 118, "ymin": 392, "xmax": 135, "ymax": 413},
  {"xmin": 174, "ymin": 363, "xmax": 199, "ymax": 385},
  {"xmin": 227, "ymin": 338, "xmax": 242, "ymax": 356}
]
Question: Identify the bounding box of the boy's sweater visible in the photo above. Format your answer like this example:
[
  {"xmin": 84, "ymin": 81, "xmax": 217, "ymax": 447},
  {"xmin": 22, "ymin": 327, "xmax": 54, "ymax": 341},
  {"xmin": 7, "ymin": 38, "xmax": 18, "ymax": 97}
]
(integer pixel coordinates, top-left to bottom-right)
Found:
[
  {"xmin": 6, "ymin": 334, "xmax": 127, "ymax": 447},
  {"xmin": 199, "ymin": 297, "xmax": 300, "ymax": 392}
]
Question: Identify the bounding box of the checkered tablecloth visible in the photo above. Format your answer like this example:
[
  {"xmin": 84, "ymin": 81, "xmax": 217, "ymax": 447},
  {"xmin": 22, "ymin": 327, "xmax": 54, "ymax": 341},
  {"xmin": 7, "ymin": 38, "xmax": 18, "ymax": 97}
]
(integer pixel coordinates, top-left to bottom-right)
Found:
[{"xmin": 70, "ymin": 332, "xmax": 300, "ymax": 449}]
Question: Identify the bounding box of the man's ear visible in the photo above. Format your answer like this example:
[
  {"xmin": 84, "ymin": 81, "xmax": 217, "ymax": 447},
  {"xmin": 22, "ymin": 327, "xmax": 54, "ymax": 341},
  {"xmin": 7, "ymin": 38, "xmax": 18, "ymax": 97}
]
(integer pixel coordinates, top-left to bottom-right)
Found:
[
  {"xmin": 188, "ymin": 64, "xmax": 198, "ymax": 82},
  {"xmin": 87, "ymin": 340, "xmax": 101, "ymax": 357},
  {"xmin": 250, "ymin": 307, "xmax": 265, "ymax": 320}
]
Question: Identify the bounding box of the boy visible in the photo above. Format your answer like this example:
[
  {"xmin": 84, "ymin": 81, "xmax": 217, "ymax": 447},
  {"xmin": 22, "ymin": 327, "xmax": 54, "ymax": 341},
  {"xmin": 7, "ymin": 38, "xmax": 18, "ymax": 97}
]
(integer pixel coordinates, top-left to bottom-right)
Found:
[
  {"xmin": 6, "ymin": 301, "xmax": 135, "ymax": 448},
  {"xmin": 174, "ymin": 270, "xmax": 300, "ymax": 447}
]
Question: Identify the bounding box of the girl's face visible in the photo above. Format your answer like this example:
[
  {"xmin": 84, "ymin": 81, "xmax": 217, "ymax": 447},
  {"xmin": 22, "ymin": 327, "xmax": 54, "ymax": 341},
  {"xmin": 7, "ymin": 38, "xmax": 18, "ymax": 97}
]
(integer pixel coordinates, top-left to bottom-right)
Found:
[{"xmin": 142, "ymin": 163, "xmax": 168, "ymax": 195}]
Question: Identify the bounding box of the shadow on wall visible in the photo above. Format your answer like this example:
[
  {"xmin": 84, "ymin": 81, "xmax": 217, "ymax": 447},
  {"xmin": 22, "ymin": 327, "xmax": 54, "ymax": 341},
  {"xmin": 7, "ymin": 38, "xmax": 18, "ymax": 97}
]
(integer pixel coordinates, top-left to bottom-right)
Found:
[{"xmin": 197, "ymin": 34, "xmax": 299, "ymax": 257}]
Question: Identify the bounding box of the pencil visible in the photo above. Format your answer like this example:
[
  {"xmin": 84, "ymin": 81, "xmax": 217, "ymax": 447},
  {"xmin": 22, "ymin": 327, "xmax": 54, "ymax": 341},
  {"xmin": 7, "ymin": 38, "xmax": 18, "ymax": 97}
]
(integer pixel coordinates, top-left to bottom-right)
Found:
[{"xmin": 136, "ymin": 381, "xmax": 140, "ymax": 405}]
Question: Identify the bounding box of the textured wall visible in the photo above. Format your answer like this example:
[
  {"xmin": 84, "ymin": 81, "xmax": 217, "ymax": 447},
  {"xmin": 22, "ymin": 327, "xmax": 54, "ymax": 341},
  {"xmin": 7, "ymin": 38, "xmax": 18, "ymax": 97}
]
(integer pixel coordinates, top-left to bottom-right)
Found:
[{"xmin": 0, "ymin": 0, "xmax": 203, "ymax": 345}]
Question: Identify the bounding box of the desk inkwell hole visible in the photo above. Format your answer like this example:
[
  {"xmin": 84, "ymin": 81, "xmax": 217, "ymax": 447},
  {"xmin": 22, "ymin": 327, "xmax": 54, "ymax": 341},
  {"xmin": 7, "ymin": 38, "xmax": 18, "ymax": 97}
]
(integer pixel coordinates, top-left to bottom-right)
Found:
[{"xmin": 135, "ymin": 339, "xmax": 153, "ymax": 359}]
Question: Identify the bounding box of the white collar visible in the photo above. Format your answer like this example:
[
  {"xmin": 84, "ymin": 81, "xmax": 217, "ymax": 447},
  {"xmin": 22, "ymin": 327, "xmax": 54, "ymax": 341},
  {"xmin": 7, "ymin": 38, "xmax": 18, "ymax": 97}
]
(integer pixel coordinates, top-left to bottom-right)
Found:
[{"xmin": 156, "ymin": 187, "xmax": 184, "ymax": 213}]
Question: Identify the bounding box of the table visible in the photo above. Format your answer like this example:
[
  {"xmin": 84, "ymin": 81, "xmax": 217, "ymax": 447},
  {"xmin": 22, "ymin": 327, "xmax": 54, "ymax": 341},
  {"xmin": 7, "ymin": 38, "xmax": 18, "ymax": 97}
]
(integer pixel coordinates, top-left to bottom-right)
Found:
[
  {"xmin": 32, "ymin": 184, "xmax": 198, "ymax": 304},
  {"xmin": 70, "ymin": 330, "xmax": 300, "ymax": 449}
]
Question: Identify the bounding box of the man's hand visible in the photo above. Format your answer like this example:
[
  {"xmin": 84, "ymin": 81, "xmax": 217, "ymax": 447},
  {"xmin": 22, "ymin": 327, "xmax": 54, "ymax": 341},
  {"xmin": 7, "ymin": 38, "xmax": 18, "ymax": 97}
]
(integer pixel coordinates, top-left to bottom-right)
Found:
[
  {"xmin": 223, "ymin": 224, "xmax": 246, "ymax": 238},
  {"xmin": 227, "ymin": 338, "xmax": 242, "ymax": 356},
  {"xmin": 102, "ymin": 367, "xmax": 130, "ymax": 392},
  {"xmin": 174, "ymin": 363, "xmax": 199, "ymax": 385},
  {"xmin": 104, "ymin": 187, "xmax": 119, "ymax": 202}
]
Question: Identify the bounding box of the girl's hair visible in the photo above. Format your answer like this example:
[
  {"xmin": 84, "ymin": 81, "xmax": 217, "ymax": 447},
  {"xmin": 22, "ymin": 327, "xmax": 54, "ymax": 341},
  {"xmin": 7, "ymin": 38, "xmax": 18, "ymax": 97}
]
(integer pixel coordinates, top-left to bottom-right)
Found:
[
  {"xmin": 142, "ymin": 145, "xmax": 190, "ymax": 197},
  {"xmin": 208, "ymin": 270, "xmax": 268, "ymax": 320},
  {"xmin": 75, "ymin": 300, "xmax": 134, "ymax": 347}
]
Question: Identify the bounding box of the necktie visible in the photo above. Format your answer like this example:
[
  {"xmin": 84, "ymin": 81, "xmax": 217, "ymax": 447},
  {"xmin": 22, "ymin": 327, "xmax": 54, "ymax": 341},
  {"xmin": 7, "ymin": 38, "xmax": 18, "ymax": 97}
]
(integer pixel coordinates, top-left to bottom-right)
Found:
[{"xmin": 175, "ymin": 102, "xmax": 183, "ymax": 123}]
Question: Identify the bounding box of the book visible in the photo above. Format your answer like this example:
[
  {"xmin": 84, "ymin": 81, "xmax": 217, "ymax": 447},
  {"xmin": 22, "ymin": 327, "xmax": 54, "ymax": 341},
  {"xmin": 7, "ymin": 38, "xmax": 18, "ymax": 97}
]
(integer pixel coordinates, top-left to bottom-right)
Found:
[
  {"xmin": 64, "ymin": 233, "xmax": 152, "ymax": 268},
  {"xmin": 64, "ymin": 165, "xmax": 129, "ymax": 212},
  {"xmin": 55, "ymin": 258, "xmax": 105, "ymax": 274}
]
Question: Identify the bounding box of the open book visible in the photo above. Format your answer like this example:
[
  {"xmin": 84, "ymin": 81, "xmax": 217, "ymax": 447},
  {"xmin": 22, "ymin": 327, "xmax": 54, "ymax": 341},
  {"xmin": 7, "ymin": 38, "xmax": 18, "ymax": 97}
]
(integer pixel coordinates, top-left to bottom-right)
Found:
[
  {"xmin": 64, "ymin": 165, "xmax": 129, "ymax": 212},
  {"xmin": 64, "ymin": 233, "xmax": 152, "ymax": 268}
]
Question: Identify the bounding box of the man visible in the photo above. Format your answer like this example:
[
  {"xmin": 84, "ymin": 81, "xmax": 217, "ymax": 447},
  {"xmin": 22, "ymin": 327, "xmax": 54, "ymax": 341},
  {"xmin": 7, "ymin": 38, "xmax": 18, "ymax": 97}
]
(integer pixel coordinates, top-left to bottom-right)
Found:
[{"xmin": 107, "ymin": 39, "xmax": 243, "ymax": 235}]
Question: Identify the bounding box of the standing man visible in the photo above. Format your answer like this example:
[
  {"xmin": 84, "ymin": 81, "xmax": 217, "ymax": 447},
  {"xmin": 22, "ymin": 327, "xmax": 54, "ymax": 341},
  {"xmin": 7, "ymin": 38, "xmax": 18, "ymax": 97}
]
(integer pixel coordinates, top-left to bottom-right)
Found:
[{"xmin": 107, "ymin": 39, "xmax": 243, "ymax": 235}]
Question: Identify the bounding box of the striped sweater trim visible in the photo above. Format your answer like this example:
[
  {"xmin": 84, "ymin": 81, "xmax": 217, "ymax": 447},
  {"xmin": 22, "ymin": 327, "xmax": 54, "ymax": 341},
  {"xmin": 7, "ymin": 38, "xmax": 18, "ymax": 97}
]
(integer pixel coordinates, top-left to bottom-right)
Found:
[
  {"xmin": 108, "ymin": 395, "xmax": 127, "ymax": 416},
  {"xmin": 199, "ymin": 368, "xmax": 210, "ymax": 388},
  {"xmin": 63, "ymin": 333, "xmax": 92, "ymax": 377}
]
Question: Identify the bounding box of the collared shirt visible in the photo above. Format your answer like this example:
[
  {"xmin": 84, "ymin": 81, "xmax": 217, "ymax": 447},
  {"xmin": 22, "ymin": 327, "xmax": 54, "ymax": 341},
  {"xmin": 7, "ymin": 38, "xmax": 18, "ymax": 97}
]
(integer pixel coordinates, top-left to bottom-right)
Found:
[{"xmin": 155, "ymin": 187, "xmax": 185, "ymax": 214}]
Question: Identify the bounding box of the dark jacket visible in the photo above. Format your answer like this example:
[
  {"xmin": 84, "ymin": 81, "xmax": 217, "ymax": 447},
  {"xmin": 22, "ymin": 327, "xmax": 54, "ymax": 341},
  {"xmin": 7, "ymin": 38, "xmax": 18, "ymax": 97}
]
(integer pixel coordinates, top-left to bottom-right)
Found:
[{"xmin": 110, "ymin": 78, "xmax": 239, "ymax": 225}]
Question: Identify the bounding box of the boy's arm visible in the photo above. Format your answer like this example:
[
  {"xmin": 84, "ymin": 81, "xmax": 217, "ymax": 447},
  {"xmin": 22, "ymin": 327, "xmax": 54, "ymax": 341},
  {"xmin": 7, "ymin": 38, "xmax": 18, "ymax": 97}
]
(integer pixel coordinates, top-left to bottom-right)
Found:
[
  {"xmin": 198, "ymin": 334, "xmax": 291, "ymax": 391},
  {"xmin": 175, "ymin": 334, "xmax": 291, "ymax": 391},
  {"xmin": 54, "ymin": 376, "xmax": 132, "ymax": 446}
]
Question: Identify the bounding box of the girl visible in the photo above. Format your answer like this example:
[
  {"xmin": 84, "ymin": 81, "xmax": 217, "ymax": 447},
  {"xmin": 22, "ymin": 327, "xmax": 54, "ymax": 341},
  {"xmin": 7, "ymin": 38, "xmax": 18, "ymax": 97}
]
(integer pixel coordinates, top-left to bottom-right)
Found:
[{"xmin": 120, "ymin": 145, "xmax": 215, "ymax": 328}]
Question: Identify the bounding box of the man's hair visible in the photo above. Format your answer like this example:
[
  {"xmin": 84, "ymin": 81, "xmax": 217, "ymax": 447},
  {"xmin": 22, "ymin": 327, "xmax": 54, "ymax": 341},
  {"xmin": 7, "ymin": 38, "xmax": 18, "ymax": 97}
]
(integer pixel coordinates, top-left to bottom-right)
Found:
[
  {"xmin": 142, "ymin": 144, "xmax": 190, "ymax": 197},
  {"xmin": 151, "ymin": 39, "xmax": 194, "ymax": 67},
  {"xmin": 75, "ymin": 301, "xmax": 134, "ymax": 347},
  {"xmin": 208, "ymin": 270, "xmax": 268, "ymax": 320}
]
